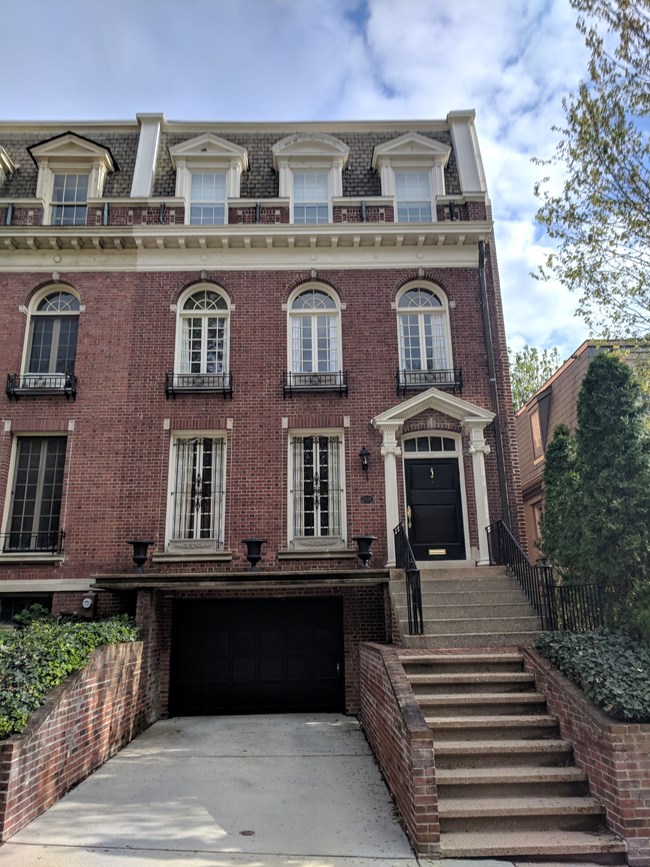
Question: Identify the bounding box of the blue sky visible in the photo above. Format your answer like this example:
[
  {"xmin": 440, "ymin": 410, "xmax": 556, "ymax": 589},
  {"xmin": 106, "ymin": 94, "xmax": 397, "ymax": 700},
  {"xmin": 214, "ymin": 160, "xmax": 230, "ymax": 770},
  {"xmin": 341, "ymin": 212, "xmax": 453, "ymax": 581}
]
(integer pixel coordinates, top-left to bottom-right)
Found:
[{"xmin": 3, "ymin": 0, "xmax": 592, "ymax": 361}]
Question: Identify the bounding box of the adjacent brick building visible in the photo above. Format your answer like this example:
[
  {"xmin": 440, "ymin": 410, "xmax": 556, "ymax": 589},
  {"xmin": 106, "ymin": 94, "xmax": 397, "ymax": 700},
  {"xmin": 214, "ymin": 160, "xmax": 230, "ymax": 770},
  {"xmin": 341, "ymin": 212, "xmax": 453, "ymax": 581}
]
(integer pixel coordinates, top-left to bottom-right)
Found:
[{"xmin": 0, "ymin": 112, "xmax": 523, "ymax": 715}]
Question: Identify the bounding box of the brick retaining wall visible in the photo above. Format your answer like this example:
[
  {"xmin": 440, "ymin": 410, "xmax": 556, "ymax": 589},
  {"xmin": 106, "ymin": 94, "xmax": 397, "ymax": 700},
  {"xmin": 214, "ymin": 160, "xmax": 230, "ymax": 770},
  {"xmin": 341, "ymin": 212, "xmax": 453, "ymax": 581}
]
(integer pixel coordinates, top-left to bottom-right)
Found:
[
  {"xmin": 359, "ymin": 642, "xmax": 439, "ymax": 857},
  {"xmin": 0, "ymin": 640, "xmax": 153, "ymax": 841},
  {"xmin": 523, "ymin": 648, "xmax": 650, "ymax": 866}
]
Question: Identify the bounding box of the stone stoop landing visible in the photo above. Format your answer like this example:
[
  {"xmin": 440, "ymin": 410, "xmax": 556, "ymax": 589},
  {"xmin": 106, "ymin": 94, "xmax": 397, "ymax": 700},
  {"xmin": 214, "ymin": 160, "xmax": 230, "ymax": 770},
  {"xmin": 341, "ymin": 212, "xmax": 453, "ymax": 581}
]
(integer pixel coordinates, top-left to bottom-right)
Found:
[
  {"xmin": 390, "ymin": 565, "xmax": 542, "ymax": 648},
  {"xmin": 399, "ymin": 649, "xmax": 627, "ymax": 864}
]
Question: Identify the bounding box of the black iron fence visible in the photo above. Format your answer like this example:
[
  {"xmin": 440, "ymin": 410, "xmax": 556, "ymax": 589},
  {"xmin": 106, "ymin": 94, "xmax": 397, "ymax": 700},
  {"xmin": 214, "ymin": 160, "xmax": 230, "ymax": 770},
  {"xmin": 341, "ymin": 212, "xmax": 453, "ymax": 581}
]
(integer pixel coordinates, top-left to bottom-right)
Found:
[
  {"xmin": 1, "ymin": 530, "xmax": 65, "ymax": 555},
  {"xmin": 394, "ymin": 523, "xmax": 423, "ymax": 635},
  {"xmin": 486, "ymin": 520, "xmax": 603, "ymax": 632}
]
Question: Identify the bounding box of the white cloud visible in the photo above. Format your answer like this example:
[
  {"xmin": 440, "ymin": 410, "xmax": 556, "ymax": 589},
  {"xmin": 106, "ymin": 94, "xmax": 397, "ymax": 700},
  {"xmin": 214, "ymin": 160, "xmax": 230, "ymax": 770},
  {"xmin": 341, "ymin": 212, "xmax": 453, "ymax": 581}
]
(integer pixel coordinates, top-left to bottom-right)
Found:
[{"xmin": 1, "ymin": 0, "xmax": 594, "ymax": 356}]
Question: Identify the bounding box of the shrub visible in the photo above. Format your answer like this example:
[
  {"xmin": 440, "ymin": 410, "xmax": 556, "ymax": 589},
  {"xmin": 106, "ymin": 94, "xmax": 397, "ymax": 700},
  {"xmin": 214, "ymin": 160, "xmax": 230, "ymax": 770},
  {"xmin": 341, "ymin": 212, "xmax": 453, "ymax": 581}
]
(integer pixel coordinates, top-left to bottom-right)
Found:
[
  {"xmin": 536, "ymin": 628, "xmax": 650, "ymax": 722},
  {"xmin": 0, "ymin": 615, "xmax": 139, "ymax": 738}
]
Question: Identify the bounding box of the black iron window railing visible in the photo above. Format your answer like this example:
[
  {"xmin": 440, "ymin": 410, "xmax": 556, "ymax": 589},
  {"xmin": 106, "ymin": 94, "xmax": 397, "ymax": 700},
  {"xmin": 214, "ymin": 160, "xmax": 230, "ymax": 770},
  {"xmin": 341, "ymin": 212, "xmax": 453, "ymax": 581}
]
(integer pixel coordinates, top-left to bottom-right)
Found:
[
  {"xmin": 486, "ymin": 520, "xmax": 603, "ymax": 632},
  {"xmin": 6, "ymin": 373, "xmax": 77, "ymax": 401},
  {"xmin": 394, "ymin": 522, "xmax": 423, "ymax": 635},
  {"xmin": 396, "ymin": 367, "xmax": 463, "ymax": 397},
  {"xmin": 165, "ymin": 372, "xmax": 233, "ymax": 399},
  {"xmin": 284, "ymin": 371, "xmax": 348, "ymax": 397},
  {"xmin": 1, "ymin": 530, "xmax": 65, "ymax": 555}
]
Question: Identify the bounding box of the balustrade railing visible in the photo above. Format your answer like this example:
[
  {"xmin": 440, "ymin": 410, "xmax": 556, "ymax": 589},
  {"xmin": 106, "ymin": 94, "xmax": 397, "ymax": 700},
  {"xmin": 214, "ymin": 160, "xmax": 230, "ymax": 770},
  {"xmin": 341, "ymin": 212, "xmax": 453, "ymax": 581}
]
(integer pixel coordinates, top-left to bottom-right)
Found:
[
  {"xmin": 394, "ymin": 523, "xmax": 423, "ymax": 635},
  {"xmin": 486, "ymin": 520, "xmax": 603, "ymax": 632}
]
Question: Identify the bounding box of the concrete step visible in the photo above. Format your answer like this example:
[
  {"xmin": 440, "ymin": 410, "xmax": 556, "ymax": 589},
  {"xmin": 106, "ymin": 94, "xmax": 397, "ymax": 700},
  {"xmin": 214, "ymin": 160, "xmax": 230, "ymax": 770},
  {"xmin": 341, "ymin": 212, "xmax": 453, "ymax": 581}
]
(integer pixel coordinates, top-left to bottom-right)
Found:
[
  {"xmin": 434, "ymin": 738, "xmax": 575, "ymax": 769},
  {"xmin": 411, "ymin": 615, "xmax": 541, "ymax": 634},
  {"xmin": 426, "ymin": 714, "xmax": 560, "ymax": 740},
  {"xmin": 391, "ymin": 589, "xmax": 530, "ymax": 606},
  {"xmin": 417, "ymin": 691, "xmax": 548, "ymax": 716},
  {"xmin": 394, "ymin": 602, "xmax": 537, "ymax": 618},
  {"xmin": 439, "ymin": 795, "xmax": 605, "ymax": 833},
  {"xmin": 440, "ymin": 828, "xmax": 627, "ymax": 861},
  {"xmin": 418, "ymin": 565, "xmax": 509, "ymax": 578},
  {"xmin": 437, "ymin": 765, "xmax": 589, "ymax": 798},
  {"xmin": 399, "ymin": 576, "xmax": 525, "ymax": 593},
  {"xmin": 401, "ymin": 630, "xmax": 540, "ymax": 648},
  {"xmin": 399, "ymin": 651, "xmax": 524, "ymax": 674},
  {"xmin": 409, "ymin": 671, "xmax": 537, "ymax": 694}
]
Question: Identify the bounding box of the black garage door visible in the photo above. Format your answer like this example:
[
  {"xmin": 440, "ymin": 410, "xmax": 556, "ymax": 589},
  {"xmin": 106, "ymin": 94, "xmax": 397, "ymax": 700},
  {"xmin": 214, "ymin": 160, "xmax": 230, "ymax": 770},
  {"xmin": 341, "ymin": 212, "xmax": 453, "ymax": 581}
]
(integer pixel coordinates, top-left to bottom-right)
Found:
[{"xmin": 170, "ymin": 598, "xmax": 344, "ymax": 715}]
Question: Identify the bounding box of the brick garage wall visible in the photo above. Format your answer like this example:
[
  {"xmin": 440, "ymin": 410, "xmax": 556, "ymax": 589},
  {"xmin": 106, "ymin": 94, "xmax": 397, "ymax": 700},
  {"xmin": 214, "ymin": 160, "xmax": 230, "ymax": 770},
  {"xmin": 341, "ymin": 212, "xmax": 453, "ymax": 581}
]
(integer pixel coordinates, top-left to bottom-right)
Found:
[
  {"xmin": 0, "ymin": 640, "xmax": 153, "ymax": 842},
  {"xmin": 359, "ymin": 642, "xmax": 439, "ymax": 857},
  {"xmin": 523, "ymin": 648, "xmax": 650, "ymax": 866}
]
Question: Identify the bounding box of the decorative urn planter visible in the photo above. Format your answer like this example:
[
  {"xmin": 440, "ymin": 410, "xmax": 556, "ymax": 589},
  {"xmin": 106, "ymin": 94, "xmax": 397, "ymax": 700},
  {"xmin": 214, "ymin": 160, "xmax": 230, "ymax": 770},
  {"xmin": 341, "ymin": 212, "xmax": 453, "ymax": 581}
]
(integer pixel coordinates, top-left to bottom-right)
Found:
[
  {"xmin": 126, "ymin": 539, "xmax": 154, "ymax": 572},
  {"xmin": 242, "ymin": 538, "xmax": 268, "ymax": 570},
  {"xmin": 353, "ymin": 535, "xmax": 376, "ymax": 568}
]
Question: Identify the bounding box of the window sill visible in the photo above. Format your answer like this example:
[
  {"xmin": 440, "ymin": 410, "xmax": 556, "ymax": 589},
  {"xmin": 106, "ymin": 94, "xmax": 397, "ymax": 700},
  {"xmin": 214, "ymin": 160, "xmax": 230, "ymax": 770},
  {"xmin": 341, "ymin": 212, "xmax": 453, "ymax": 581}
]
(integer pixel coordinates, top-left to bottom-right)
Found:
[
  {"xmin": 0, "ymin": 553, "xmax": 64, "ymax": 564},
  {"xmin": 152, "ymin": 550, "xmax": 233, "ymax": 563},
  {"xmin": 277, "ymin": 548, "xmax": 358, "ymax": 561}
]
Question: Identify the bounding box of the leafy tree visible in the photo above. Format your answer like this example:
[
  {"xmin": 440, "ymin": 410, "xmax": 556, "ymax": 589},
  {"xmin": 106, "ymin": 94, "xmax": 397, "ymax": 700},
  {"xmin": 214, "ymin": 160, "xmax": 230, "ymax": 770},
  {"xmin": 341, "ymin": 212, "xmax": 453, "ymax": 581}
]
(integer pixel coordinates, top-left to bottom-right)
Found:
[
  {"xmin": 541, "ymin": 423, "xmax": 582, "ymax": 581},
  {"xmin": 575, "ymin": 352, "xmax": 650, "ymax": 624},
  {"xmin": 509, "ymin": 345, "xmax": 561, "ymax": 410},
  {"xmin": 534, "ymin": 0, "xmax": 650, "ymax": 337}
]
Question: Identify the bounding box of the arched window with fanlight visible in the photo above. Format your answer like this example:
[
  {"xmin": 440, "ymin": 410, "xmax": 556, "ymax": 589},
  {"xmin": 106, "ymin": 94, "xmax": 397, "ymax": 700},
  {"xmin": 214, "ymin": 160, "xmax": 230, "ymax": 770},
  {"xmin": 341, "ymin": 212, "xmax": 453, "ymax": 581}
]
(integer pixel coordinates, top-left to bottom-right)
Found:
[
  {"xmin": 284, "ymin": 285, "xmax": 347, "ymax": 395},
  {"xmin": 396, "ymin": 284, "xmax": 459, "ymax": 395},
  {"xmin": 7, "ymin": 287, "xmax": 81, "ymax": 399},
  {"xmin": 166, "ymin": 285, "xmax": 232, "ymax": 397}
]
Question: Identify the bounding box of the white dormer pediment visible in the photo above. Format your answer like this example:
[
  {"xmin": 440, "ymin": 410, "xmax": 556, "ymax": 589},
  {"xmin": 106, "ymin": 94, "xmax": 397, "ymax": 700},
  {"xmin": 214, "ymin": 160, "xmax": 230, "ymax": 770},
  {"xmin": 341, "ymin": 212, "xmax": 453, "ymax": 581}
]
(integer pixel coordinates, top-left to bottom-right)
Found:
[
  {"xmin": 28, "ymin": 133, "xmax": 116, "ymax": 172},
  {"xmin": 272, "ymin": 133, "xmax": 349, "ymax": 169},
  {"xmin": 372, "ymin": 133, "xmax": 451, "ymax": 169},
  {"xmin": 169, "ymin": 134, "xmax": 249, "ymax": 170}
]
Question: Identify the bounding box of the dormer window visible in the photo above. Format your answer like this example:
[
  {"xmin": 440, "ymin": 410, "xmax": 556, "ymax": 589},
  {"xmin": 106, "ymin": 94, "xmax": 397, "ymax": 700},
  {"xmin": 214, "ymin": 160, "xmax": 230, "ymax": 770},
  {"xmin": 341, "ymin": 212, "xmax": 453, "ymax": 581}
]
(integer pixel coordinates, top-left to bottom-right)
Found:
[
  {"xmin": 272, "ymin": 133, "xmax": 349, "ymax": 225},
  {"xmin": 27, "ymin": 133, "xmax": 116, "ymax": 227},
  {"xmin": 372, "ymin": 133, "xmax": 451, "ymax": 223},
  {"xmin": 169, "ymin": 134, "xmax": 248, "ymax": 226}
]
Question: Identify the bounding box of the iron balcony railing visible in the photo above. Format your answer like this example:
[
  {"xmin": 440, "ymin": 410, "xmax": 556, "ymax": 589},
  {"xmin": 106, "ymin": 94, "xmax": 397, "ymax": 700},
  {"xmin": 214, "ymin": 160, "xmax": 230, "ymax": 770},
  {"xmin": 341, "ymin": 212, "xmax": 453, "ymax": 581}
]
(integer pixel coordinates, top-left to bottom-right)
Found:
[
  {"xmin": 1, "ymin": 530, "xmax": 65, "ymax": 555},
  {"xmin": 6, "ymin": 373, "xmax": 77, "ymax": 401},
  {"xmin": 165, "ymin": 372, "xmax": 233, "ymax": 399},
  {"xmin": 486, "ymin": 519, "xmax": 603, "ymax": 632},
  {"xmin": 283, "ymin": 370, "xmax": 348, "ymax": 397},
  {"xmin": 394, "ymin": 522, "xmax": 424, "ymax": 635},
  {"xmin": 396, "ymin": 367, "xmax": 463, "ymax": 397}
]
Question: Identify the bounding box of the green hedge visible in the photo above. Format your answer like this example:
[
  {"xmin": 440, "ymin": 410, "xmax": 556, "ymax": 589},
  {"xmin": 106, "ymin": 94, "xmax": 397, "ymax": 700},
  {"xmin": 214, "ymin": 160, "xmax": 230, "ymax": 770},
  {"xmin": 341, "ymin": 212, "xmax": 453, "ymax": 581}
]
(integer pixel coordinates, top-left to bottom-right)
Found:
[
  {"xmin": 536, "ymin": 628, "xmax": 650, "ymax": 722},
  {"xmin": 0, "ymin": 615, "xmax": 139, "ymax": 738}
]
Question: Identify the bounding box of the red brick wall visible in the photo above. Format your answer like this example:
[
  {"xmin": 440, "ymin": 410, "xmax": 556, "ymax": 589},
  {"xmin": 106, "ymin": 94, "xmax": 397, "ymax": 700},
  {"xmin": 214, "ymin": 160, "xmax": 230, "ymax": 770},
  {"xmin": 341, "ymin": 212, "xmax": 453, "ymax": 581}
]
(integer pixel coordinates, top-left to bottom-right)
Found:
[
  {"xmin": 0, "ymin": 641, "xmax": 153, "ymax": 842},
  {"xmin": 523, "ymin": 648, "xmax": 650, "ymax": 866},
  {"xmin": 359, "ymin": 642, "xmax": 439, "ymax": 857}
]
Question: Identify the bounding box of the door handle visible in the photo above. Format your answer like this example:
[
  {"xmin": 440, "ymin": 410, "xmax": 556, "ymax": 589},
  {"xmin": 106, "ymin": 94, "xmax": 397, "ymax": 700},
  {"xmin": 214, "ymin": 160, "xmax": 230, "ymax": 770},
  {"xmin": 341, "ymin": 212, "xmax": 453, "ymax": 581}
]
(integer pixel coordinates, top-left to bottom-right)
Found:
[
  {"xmin": 407, "ymin": 505, "xmax": 412, "ymax": 529},
  {"xmin": 336, "ymin": 662, "xmax": 341, "ymax": 676}
]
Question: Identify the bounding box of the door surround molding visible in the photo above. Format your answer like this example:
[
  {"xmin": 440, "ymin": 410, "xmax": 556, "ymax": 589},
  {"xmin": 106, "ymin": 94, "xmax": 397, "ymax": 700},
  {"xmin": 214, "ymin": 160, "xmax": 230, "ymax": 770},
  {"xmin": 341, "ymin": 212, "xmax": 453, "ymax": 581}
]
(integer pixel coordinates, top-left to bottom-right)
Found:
[{"xmin": 372, "ymin": 387, "xmax": 495, "ymax": 566}]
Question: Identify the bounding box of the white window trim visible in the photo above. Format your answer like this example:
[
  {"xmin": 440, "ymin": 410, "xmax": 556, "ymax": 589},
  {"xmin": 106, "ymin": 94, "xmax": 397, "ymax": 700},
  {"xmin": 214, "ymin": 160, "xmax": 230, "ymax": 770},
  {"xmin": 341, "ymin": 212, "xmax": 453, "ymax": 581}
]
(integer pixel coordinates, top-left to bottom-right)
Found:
[
  {"xmin": 165, "ymin": 430, "xmax": 228, "ymax": 554},
  {"xmin": 174, "ymin": 284, "xmax": 231, "ymax": 377},
  {"xmin": 28, "ymin": 133, "xmax": 115, "ymax": 225},
  {"xmin": 287, "ymin": 428, "xmax": 347, "ymax": 551},
  {"xmin": 372, "ymin": 132, "xmax": 451, "ymax": 223},
  {"xmin": 20, "ymin": 285, "xmax": 82, "ymax": 382},
  {"xmin": 1, "ymin": 433, "xmax": 68, "ymax": 560},
  {"xmin": 169, "ymin": 134, "xmax": 249, "ymax": 226},
  {"xmin": 286, "ymin": 283, "xmax": 343, "ymax": 375},
  {"xmin": 272, "ymin": 133, "xmax": 349, "ymax": 225},
  {"xmin": 394, "ymin": 281, "xmax": 454, "ymax": 374},
  {"xmin": 400, "ymin": 430, "xmax": 471, "ymax": 567}
]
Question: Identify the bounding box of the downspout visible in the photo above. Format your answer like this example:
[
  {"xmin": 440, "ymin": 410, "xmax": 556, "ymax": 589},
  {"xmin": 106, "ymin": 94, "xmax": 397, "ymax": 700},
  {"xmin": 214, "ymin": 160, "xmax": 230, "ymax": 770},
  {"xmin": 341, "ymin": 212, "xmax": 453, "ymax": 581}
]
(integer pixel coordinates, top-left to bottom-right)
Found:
[{"xmin": 478, "ymin": 240, "xmax": 511, "ymax": 527}]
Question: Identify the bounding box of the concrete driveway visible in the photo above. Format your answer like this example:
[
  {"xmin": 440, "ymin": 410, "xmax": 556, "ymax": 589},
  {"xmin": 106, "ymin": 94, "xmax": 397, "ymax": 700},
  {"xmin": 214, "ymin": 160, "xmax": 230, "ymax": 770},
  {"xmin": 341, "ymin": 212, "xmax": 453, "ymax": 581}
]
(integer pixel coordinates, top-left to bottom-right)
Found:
[{"xmin": 1, "ymin": 714, "xmax": 420, "ymax": 867}]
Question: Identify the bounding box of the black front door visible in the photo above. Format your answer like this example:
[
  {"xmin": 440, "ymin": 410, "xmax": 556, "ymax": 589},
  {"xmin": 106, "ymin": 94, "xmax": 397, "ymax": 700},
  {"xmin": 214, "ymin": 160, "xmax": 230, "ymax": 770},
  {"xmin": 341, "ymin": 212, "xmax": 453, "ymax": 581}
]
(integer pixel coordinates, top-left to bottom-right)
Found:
[
  {"xmin": 405, "ymin": 458, "xmax": 466, "ymax": 560},
  {"xmin": 170, "ymin": 597, "xmax": 344, "ymax": 715}
]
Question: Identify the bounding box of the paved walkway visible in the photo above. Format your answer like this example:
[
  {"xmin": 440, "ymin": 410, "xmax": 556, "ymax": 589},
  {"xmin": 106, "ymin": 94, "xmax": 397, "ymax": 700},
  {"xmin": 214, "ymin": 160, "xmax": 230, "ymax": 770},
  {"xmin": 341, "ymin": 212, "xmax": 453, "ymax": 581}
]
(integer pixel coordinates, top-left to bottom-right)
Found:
[{"xmin": 2, "ymin": 714, "xmax": 428, "ymax": 867}]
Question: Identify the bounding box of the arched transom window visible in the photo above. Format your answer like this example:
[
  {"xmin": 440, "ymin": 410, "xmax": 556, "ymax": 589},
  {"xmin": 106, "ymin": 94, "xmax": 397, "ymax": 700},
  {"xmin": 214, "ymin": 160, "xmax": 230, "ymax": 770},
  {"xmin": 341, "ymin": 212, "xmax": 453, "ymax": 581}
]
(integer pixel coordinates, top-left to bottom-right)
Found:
[
  {"xmin": 396, "ymin": 285, "xmax": 452, "ymax": 391},
  {"xmin": 289, "ymin": 288, "xmax": 340, "ymax": 374},
  {"xmin": 178, "ymin": 288, "xmax": 230, "ymax": 376}
]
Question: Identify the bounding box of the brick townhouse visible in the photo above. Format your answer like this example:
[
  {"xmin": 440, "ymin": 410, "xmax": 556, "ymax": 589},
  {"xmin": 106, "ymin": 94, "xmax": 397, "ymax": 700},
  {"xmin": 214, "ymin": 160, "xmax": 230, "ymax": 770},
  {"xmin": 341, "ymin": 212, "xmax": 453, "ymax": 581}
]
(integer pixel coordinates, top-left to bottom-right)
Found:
[{"xmin": 0, "ymin": 112, "xmax": 523, "ymax": 716}]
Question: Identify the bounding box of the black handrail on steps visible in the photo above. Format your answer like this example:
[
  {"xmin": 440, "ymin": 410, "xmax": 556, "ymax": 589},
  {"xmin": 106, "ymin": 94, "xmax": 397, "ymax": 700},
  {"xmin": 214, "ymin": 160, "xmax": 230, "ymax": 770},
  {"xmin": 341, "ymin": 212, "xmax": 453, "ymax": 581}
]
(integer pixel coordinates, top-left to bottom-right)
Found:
[
  {"xmin": 394, "ymin": 523, "xmax": 424, "ymax": 635},
  {"xmin": 486, "ymin": 519, "xmax": 604, "ymax": 632}
]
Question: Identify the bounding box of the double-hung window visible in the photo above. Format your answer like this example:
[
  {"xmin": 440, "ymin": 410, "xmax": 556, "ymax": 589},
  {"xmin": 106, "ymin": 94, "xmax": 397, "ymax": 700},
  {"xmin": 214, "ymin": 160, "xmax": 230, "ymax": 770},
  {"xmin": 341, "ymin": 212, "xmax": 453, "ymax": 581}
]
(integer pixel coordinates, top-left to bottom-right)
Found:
[
  {"xmin": 168, "ymin": 435, "xmax": 226, "ymax": 551},
  {"xmin": 293, "ymin": 171, "xmax": 329, "ymax": 224},
  {"xmin": 395, "ymin": 171, "xmax": 432, "ymax": 222},
  {"xmin": 290, "ymin": 434, "xmax": 343, "ymax": 544},
  {"xmin": 397, "ymin": 285, "xmax": 453, "ymax": 390},
  {"xmin": 50, "ymin": 173, "xmax": 89, "ymax": 226},
  {"xmin": 189, "ymin": 172, "xmax": 226, "ymax": 225},
  {"xmin": 5, "ymin": 437, "xmax": 67, "ymax": 553}
]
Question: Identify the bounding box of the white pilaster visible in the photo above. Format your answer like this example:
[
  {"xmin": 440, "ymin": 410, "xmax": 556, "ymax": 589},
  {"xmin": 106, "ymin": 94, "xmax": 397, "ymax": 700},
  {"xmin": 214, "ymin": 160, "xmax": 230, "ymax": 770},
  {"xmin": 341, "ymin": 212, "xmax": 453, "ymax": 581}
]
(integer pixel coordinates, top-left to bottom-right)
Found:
[
  {"xmin": 378, "ymin": 423, "xmax": 402, "ymax": 567},
  {"xmin": 465, "ymin": 420, "xmax": 492, "ymax": 564}
]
